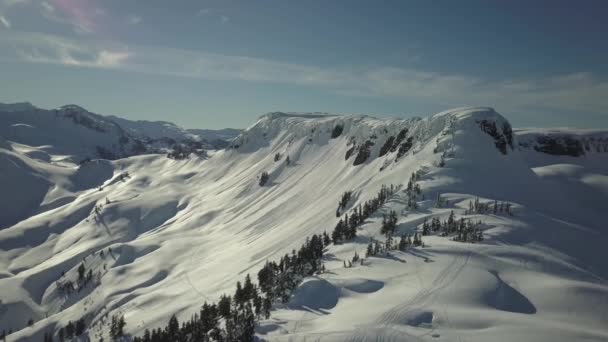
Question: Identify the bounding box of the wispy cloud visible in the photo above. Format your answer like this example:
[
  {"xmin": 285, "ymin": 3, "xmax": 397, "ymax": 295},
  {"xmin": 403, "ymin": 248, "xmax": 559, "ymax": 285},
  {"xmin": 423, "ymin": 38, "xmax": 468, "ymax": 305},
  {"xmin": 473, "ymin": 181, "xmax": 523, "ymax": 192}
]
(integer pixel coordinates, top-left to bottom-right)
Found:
[
  {"xmin": 196, "ymin": 8, "xmax": 229, "ymax": 24},
  {"xmin": 1, "ymin": 31, "xmax": 607, "ymax": 116},
  {"xmin": 1, "ymin": 32, "xmax": 130, "ymax": 68},
  {"xmin": 0, "ymin": 14, "xmax": 10, "ymax": 28},
  {"xmin": 2, "ymin": 0, "xmax": 31, "ymax": 7},
  {"xmin": 38, "ymin": 0, "xmax": 103, "ymax": 34},
  {"xmin": 127, "ymin": 15, "xmax": 142, "ymax": 25}
]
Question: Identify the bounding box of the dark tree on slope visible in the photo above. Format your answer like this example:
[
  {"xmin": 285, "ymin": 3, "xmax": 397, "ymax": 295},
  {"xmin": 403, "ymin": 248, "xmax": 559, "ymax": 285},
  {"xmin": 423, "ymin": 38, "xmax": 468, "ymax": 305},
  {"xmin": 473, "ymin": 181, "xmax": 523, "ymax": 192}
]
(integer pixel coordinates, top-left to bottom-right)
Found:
[
  {"xmin": 110, "ymin": 314, "xmax": 125, "ymax": 340},
  {"xmin": 167, "ymin": 315, "xmax": 179, "ymax": 341},
  {"xmin": 77, "ymin": 263, "xmax": 86, "ymax": 283},
  {"xmin": 218, "ymin": 295, "xmax": 232, "ymax": 318},
  {"xmin": 381, "ymin": 210, "xmax": 398, "ymax": 236},
  {"xmin": 259, "ymin": 171, "xmax": 270, "ymax": 186}
]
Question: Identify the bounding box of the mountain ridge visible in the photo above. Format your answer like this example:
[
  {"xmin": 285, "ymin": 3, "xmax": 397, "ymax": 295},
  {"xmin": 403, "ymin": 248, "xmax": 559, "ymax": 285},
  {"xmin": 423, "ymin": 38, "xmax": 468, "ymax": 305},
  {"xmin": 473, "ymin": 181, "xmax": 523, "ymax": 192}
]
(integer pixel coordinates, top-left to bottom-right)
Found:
[{"xmin": 0, "ymin": 105, "xmax": 607, "ymax": 342}]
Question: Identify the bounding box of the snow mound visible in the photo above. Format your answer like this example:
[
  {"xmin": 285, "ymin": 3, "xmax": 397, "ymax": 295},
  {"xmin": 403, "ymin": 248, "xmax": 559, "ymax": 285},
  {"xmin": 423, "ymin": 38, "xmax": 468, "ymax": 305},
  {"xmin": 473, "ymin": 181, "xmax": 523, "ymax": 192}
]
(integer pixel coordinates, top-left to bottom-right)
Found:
[{"xmin": 288, "ymin": 278, "xmax": 339, "ymax": 311}]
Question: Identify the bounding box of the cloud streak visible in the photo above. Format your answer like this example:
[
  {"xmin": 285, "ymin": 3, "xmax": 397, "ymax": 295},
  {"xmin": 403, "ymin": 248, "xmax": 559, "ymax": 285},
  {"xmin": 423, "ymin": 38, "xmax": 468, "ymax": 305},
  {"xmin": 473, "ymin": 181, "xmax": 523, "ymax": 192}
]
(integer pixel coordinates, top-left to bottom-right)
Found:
[
  {"xmin": 127, "ymin": 15, "xmax": 142, "ymax": 25},
  {"xmin": 1, "ymin": 31, "xmax": 607, "ymax": 116},
  {"xmin": 0, "ymin": 14, "xmax": 10, "ymax": 28}
]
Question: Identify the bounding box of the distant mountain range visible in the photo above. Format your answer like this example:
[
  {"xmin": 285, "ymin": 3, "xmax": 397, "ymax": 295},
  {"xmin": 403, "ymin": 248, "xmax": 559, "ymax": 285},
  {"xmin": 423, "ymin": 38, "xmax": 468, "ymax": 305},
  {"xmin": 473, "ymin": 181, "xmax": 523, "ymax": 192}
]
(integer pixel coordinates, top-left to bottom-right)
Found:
[{"xmin": 0, "ymin": 102, "xmax": 241, "ymax": 163}]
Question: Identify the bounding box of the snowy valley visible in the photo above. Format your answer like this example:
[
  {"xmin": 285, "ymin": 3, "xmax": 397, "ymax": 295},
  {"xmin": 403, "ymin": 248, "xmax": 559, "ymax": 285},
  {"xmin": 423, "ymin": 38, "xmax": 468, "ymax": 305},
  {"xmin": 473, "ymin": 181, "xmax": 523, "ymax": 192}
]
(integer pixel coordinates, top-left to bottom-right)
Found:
[{"xmin": 1, "ymin": 104, "xmax": 607, "ymax": 342}]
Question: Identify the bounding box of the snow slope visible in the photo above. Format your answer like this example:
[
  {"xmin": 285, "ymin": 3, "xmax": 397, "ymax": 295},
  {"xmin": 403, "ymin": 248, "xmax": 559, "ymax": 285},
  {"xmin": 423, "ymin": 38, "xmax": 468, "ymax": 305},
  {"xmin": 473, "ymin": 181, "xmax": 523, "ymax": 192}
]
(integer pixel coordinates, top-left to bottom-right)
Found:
[{"xmin": 1, "ymin": 107, "xmax": 607, "ymax": 341}]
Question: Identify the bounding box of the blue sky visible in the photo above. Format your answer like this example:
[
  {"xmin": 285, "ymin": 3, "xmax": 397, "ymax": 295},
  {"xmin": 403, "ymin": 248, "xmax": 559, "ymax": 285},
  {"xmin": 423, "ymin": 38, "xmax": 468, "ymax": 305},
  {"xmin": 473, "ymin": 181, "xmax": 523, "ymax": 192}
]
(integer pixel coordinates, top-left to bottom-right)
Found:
[{"xmin": 1, "ymin": 0, "xmax": 607, "ymax": 129}]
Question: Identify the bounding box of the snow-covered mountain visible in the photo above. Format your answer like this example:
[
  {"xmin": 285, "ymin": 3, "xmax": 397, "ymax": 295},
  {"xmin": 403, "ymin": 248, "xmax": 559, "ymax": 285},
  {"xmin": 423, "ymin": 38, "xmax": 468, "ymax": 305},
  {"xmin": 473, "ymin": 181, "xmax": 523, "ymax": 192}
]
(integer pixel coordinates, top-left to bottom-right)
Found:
[
  {"xmin": 0, "ymin": 107, "xmax": 607, "ymax": 342},
  {"xmin": 0, "ymin": 102, "xmax": 240, "ymax": 165}
]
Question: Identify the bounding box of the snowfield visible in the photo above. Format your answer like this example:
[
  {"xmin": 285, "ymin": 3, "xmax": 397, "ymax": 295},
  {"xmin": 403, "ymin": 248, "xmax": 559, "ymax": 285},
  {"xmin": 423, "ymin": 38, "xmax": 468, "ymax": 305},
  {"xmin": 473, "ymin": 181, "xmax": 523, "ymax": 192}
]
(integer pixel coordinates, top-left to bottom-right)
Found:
[{"xmin": 1, "ymin": 106, "xmax": 607, "ymax": 341}]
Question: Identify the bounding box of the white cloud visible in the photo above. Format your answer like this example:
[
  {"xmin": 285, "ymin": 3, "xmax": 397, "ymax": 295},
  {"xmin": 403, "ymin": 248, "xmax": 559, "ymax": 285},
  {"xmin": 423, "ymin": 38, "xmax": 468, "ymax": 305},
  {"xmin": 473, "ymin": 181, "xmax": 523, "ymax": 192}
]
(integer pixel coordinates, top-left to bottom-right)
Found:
[
  {"xmin": 196, "ymin": 8, "xmax": 211, "ymax": 17},
  {"xmin": 0, "ymin": 14, "xmax": 10, "ymax": 28},
  {"xmin": 40, "ymin": 1, "xmax": 53, "ymax": 13},
  {"xmin": 127, "ymin": 15, "xmax": 142, "ymax": 25},
  {"xmin": 1, "ymin": 32, "xmax": 131, "ymax": 68},
  {"xmin": 196, "ymin": 8, "xmax": 229, "ymax": 24},
  {"xmin": 1, "ymin": 31, "xmax": 607, "ymax": 116},
  {"xmin": 2, "ymin": 0, "xmax": 30, "ymax": 7}
]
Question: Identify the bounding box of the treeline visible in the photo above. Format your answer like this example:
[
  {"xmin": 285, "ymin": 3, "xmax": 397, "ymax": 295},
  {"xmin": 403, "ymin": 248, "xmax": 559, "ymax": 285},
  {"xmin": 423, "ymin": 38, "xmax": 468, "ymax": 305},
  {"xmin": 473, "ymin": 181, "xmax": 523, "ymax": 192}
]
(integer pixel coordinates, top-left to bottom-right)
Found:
[
  {"xmin": 131, "ymin": 233, "xmax": 328, "ymax": 342},
  {"xmin": 332, "ymin": 184, "xmax": 398, "ymax": 243},
  {"xmin": 464, "ymin": 198, "xmax": 512, "ymax": 216},
  {"xmin": 421, "ymin": 211, "xmax": 483, "ymax": 243},
  {"xmin": 44, "ymin": 316, "xmax": 87, "ymax": 342}
]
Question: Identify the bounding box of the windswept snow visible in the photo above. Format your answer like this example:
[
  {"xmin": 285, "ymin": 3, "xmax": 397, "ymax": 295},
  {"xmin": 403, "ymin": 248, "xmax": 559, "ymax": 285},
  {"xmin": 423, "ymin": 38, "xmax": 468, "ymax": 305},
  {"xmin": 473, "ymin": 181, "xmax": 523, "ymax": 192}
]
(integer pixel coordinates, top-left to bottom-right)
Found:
[{"xmin": 0, "ymin": 107, "xmax": 607, "ymax": 341}]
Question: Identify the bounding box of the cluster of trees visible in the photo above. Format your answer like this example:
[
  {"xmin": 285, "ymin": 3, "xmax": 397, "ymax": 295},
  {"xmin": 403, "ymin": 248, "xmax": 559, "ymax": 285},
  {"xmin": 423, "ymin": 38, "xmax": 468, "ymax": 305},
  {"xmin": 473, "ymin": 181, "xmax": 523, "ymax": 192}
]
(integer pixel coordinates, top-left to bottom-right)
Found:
[
  {"xmin": 404, "ymin": 173, "xmax": 422, "ymax": 210},
  {"xmin": 336, "ymin": 191, "xmax": 353, "ymax": 216},
  {"xmin": 421, "ymin": 211, "xmax": 483, "ymax": 243},
  {"xmin": 435, "ymin": 194, "xmax": 449, "ymax": 208},
  {"xmin": 258, "ymin": 233, "xmax": 326, "ymax": 303},
  {"xmin": 259, "ymin": 171, "xmax": 270, "ymax": 186},
  {"xmin": 131, "ymin": 233, "xmax": 327, "ymax": 342},
  {"xmin": 332, "ymin": 185, "xmax": 398, "ymax": 243},
  {"xmin": 381, "ymin": 211, "xmax": 398, "ymax": 236},
  {"xmin": 464, "ymin": 198, "xmax": 512, "ymax": 216},
  {"xmin": 167, "ymin": 142, "xmax": 207, "ymax": 159},
  {"xmin": 273, "ymin": 153, "xmax": 291, "ymax": 164},
  {"xmin": 51, "ymin": 317, "xmax": 87, "ymax": 342},
  {"xmin": 365, "ymin": 232, "xmax": 423, "ymax": 258},
  {"xmin": 56, "ymin": 261, "xmax": 96, "ymax": 296},
  {"xmin": 110, "ymin": 314, "xmax": 126, "ymax": 340}
]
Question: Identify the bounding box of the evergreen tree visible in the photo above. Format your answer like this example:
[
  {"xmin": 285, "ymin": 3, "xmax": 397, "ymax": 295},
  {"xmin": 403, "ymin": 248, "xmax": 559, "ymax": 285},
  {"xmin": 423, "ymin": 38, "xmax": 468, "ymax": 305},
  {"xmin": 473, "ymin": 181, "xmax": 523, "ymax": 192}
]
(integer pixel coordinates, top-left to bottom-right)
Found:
[
  {"xmin": 243, "ymin": 274, "xmax": 255, "ymax": 302},
  {"xmin": 366, "ymin": 242, "xmax": 374, "ymax": 257},
  {"xmin": 262, "ymin": 296, "xmax": 272, "ymax": 319},
  {"xmin": 234, "ymin": 281, "xmax": 245, "ymax": 305},
  {"xmin": 65, "ymin": 321, "xmax": 75, "ymax": 339},
  {"xmin": 322, "ymin": 231, "xmax": 331, "ymax": 246},
  {"xmin": 218, "ymin": 295, "xmax": 232, "ymax": 318},
  {"xmin": 58, "ymin": 328, "xmax": 65, "ymax": 342},
  {"xmin": 167, "ymin": 314, "xmax": 179, "ymax": 340},
  {"xmin": 422, "ymin": 219, "xmax": 430, "ymax": 236},
  {"xmin": 77, "ymin": 263, "xmax": 86, "ymax": 283},
  {"xmin": 75, "ymin": 318, "xmax": 86, "ymax": 336}
]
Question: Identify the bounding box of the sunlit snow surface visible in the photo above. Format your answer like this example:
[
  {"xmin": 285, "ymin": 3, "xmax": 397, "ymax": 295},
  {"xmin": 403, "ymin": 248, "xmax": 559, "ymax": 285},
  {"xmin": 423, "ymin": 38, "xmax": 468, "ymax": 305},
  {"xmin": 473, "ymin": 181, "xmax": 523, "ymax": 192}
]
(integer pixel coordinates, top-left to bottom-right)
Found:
[{"xmin": 1, "ymin": 107, "xmax": 607, "ymax": 341}]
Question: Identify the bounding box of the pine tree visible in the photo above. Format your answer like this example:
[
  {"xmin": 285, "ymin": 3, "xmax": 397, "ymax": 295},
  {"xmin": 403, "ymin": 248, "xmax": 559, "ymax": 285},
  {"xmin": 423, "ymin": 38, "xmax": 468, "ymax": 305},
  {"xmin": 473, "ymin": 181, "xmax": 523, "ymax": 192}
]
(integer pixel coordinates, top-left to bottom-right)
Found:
[
  {"xmin": 234, "ymin": 281, "xmax": 244, "ymax": 305},
  {"xmin": 323, "ymin": 231, "xmax": 331, "ymax": 246},
  {"xmin": 167, "ymin": 314, "xmax": 179, "ymax": 340},
  {"xmin": 75, "ymin": 318, "xmax": 86, "ymax": 336},
  {"xmin": 366, "ymin": 242, "xmax": 374, "ymax": 257},
  {"xmin": 65, "ymin": 321, "xmax": 75, "ymax": 339},
  {"xmin": 218, "ymin": 295, "xmax": 232, "ymax": 318},
  {"xmin": 58, "ymin": 327, "xmax": 65, "ymax": 342},
  {"xmin": 422, "ymin": 218, "xmax": 430, "ymax": 236},
  {"xmin": 77, "ymin": 263, "xmax": 86, "ymax": 283},
  {"xmin": 263, "ymin": 296, "xmax": 272, "ymax": 319},
  {"xmin": 243, "ymin": 274, "xmax": 255, "ymax": 302}
]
